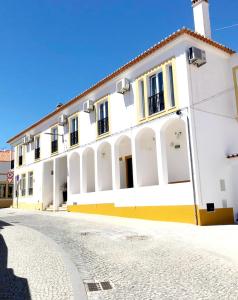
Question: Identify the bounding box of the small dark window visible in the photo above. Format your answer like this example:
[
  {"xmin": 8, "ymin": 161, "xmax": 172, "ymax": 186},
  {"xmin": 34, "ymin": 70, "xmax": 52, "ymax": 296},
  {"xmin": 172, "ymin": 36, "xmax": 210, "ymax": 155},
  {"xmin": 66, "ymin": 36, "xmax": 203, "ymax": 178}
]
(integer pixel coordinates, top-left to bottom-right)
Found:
[
  {"xmin": 206, "ymin": 203, "xmax": 215, "ymax": 212},
  {"xmin": 10, "ymin": 160, "xmax": 14, "ymax": 169},
  {"xmin": 97, "ymin": 101, "xmax": 109, "ymax": 136}
]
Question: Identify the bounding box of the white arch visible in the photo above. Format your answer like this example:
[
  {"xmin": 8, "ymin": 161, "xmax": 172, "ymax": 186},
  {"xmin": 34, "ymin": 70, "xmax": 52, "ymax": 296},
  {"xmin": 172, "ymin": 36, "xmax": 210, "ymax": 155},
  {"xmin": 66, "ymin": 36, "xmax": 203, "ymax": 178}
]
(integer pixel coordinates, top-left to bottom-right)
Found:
[
  {"xmin": 97, "ymin": 142, "xmax": 112, "ymax": 191},
  {"xmin": 82, "ymin": 147, "xmax": 95, "ymax": 193},
  {"xmin": 69, "ymin": 152, "xmax": 80, "ymax": 194},
  {"xmin": 161, "ymin": 118, "xmax": 190, "ymax": 184},
  {"xmin": 114, "ymin": 135, "xmax": 133, "ymax": 189},
  {"xmin": 135, "ymin": 127, "xmax": 159, "ymax": 187}
]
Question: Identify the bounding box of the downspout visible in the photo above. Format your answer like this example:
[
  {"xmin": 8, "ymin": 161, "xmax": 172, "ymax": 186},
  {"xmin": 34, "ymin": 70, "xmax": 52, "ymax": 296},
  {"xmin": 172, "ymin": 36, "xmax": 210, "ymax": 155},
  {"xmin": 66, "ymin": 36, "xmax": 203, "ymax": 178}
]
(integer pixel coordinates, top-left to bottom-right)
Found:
[{"xmin": 186, "ymin": 111, "xmax": 199, "ymax": 225}]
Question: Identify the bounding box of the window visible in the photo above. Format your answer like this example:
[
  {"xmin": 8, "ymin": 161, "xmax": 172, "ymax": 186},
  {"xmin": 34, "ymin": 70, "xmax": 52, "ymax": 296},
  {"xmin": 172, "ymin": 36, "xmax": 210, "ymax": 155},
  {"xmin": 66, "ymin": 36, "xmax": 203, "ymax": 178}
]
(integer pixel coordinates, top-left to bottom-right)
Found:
[
  {"xmin": 70, "ymin": 116, "xmax": 79, "ymax": 146},
  {"xmin": 138, "ymin": 79, "xmax": 146, "ymax": 119},
  {"xmin": 136, "ymin": 58, "xmax": 177, "ymax": 122},
  {"xmin": 167, "ymin": 64, "xmax": 175, "ymax": 108},
  {"xmin": 28, "ymin": 172, "xmax": 33, "ymax": 195},
  {"xmin": 35, "ymin": 136, "xmax": 40, "ymax": 160},
  {"xmin": 148, "ymin": 71, "xmax": 165, "ymax": 115},
  {"xmin": 10, "ymin": 160, "xmax": 14, "ymax": 169},
  {"xmin": 21, "ymin": 174, "xmax": 26, "ymax": 196},
  {"xmin": 18, "ymin": 145, "xmax": 23, "ymax": 166},
  {"xmin": 51, "ymin": 127, "xmax": 58, "ymax": 153},
  {"xmin": 8, "ymin": 184, "xmax": 13, "ymax": 198},
  {"xmin": 97, "ymin": 99, "xmax": 109, "ymax": 136},
  {"xmin": 0, "ymin": 184, "xmax": 6, "ymax": 199}
]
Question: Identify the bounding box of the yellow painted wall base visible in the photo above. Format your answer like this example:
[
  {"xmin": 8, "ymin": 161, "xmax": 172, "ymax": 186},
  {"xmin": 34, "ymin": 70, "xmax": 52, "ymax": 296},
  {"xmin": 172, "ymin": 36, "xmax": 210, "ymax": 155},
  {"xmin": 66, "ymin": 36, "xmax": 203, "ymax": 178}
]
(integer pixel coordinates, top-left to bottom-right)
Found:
[
  {"xmin": 12, "ymin": 201, "xmax": 43, "ymax": 211},
  {"xmin": 198, "ymin": 208, "xmax": 234, "ymax": 226},
  {"xmin": 68, "ymin": 204, "xmax": 197, "ymax": 224},
  {"xmin": 68, "ymin": 204, "xmax": 234, "ymax": 225},
  {"xmin": 0, "ymin": 199, "xmax": 13, "ymax": 208}
]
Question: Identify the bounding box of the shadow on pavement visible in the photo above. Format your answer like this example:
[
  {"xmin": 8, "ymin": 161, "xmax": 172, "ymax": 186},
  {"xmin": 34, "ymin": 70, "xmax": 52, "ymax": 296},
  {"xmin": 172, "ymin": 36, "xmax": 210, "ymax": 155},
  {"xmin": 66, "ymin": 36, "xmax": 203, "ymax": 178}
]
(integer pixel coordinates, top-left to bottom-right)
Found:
[{"xmin": 0, "ymin": 220, "xmax": 31, "ymax": 300}]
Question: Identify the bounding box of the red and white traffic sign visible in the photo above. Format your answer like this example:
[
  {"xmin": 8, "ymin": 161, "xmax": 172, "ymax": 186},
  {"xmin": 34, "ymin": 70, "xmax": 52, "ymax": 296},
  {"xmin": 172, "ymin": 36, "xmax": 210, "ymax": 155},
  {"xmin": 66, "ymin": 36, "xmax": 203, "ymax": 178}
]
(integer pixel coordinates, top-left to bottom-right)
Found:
[{"xmin": 7, "ymin": 170, "xmax": 14, "ymax": 184}]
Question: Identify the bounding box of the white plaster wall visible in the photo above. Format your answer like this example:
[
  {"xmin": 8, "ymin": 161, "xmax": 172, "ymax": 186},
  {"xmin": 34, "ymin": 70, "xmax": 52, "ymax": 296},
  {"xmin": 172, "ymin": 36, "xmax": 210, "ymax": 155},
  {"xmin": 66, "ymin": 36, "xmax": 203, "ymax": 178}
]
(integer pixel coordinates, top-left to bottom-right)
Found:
[
  {"xmin": 42, "ymin": 160, "xmax": 53, "ymax": 209},
  {"xmin": 187, "ymin": 45, "xmax": 238, "ymax": 218},
  {"xmin": 97, "ymin": 143, "xmax": 112, "ymax": 191}
]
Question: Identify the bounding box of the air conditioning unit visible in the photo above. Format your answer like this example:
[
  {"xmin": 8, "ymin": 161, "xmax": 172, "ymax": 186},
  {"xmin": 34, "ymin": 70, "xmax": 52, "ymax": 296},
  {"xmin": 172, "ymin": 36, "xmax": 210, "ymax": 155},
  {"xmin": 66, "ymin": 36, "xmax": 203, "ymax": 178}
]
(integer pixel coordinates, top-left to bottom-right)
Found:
[
  {"xmin": 22, "ymin": 134, "xmax": 34, "ymax": 145},
  {"xmin": 83, "ymin": 100, "xmax": 94, "ymax": 113},
  {"xmin": 116, "ymin": 78, "xmax": 130, "ymax": 94},
  {"xmin": 22, "ymin": 136, "xmax": 28, "ymax": 145},
  {"xmin": 58, "ymin": 114, "xmax": 68, "ymax": 126},
  {"xmin": 188, "ymin": 47, "xmax": 206, "ymax": 67},
  {"xmin": 26, "ymin": 134, "xmax": 34, "ymax": 143}
]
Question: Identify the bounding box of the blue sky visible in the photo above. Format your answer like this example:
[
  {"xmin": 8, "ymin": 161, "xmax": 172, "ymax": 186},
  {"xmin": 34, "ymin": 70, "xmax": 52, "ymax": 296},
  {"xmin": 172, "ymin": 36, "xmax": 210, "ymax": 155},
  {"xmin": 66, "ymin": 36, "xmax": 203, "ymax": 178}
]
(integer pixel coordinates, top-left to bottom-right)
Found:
[{"xmin": 1, "ymin": 0, "xmax": 238, "ymax": 148}]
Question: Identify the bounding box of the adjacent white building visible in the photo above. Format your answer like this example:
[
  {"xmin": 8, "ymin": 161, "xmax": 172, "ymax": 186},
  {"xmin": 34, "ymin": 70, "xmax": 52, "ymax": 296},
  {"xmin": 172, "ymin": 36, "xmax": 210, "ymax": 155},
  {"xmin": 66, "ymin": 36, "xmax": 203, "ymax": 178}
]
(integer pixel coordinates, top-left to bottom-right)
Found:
[
  {"xmin": 8, "ymin": 0, "xmax": 238, "ymax": 225},
  {"xmin": 0, "ymin": 150, "xmax": 14, "ymax": 208}
]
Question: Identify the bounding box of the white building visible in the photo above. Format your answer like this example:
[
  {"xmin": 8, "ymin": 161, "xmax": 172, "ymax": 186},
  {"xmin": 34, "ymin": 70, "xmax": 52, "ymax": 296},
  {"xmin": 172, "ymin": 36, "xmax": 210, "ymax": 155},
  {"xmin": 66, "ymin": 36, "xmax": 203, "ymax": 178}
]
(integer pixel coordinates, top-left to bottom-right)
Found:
[
  {"xmin": 0, "ymin": 150, "xmax": 13, "ymax": 208},
  {"xmin": 8, "ymin": 0, "xmax": 238, "ymax": 225}
]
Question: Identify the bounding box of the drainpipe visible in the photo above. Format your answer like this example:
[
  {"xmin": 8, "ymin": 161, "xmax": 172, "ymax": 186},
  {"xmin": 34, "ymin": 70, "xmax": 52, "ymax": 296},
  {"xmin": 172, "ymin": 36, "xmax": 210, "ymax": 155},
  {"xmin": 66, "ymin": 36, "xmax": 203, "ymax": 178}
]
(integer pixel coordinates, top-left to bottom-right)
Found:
[{"xmin": 177, "ymin": 109, "xmax": 199, "ymax": 225}]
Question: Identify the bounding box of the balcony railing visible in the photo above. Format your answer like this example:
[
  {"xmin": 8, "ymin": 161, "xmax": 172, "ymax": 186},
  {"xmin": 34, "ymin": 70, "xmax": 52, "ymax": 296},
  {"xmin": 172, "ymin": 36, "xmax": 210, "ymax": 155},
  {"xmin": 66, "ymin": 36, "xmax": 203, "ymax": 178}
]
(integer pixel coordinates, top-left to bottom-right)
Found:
[
  {"xmin": 148, "ymin": 92, "xmax": 165, "ymax": 115},
  {"xmin": 98, "ymin": 117, "xmax": 109, "ymax": 136},
  {"xmin": 18, "ymin": 156, "xmax": 23, "ymax": 166},
  {"xmin": 51, "ymin": 140, "xmax": 58, "ymax": 153},
  {"xmin": 70, "ymin": 131, "xmax": 78, "ymax": 146},
  {"xmin": 35, "ymin": 147, "xmax": 40, "ymax": 160}
]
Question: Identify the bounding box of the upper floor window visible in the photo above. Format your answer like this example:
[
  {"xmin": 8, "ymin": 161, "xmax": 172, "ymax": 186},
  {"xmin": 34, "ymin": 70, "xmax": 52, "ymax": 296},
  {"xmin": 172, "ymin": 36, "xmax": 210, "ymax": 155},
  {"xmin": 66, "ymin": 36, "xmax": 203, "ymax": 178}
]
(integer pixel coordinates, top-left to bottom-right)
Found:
[
  {"xmin": 148, "ymin": 71, "xmax": 165, "ymax": 115},
  {"xmin": 18, "ymin": 145, "xmax": 23, "ymax": 166},
  {"xmin": 35, "ymin": 136, "xmax": 40, "ymax": 160},
  {"xmin": 97, "ymin": 99, "xmax": 109, "ymax": 136},
  {"xmin": 21, "ymin": 174, "xmax": 26, "ymax": 196},
  {"xmin": 28, "ymin": 171, "xmax": 33, "ymax": 195},
  {"xmin": 70, "ymin": 116, "xmax": 79, "ymax": 146},
  {"xmin": 51, "ymin": 127, "xmax": 58, "ymax": 153},
  {"xmin": 136, "ymin": 58, "xmax": 177, "ymax": 122}
]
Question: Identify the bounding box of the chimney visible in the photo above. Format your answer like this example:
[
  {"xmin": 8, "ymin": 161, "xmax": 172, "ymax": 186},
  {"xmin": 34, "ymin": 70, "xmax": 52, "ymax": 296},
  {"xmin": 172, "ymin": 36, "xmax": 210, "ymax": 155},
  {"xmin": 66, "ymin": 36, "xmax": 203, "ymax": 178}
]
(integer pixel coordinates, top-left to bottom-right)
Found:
[{"xmin": 192, "ymin": 0, "xmax": 211, "ymax": 38}]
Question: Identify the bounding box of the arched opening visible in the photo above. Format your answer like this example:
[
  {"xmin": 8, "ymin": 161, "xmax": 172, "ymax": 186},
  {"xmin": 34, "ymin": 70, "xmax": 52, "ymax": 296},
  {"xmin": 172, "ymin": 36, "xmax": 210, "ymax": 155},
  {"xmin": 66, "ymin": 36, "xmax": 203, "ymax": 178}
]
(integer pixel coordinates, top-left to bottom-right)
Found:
[
  {"xmin": 69, "ymin": 152, "xmax": 80, "ymax": 194},
  {"xmin": 135, "ymin": 128, "xmax": 159, "ymax": 187},
  {"xmin": 162, "ymin": 119, "xmax": 190, "ymax": 184},
  {"xmin": 82, "ymin": 148, "xmax": 95, "ymax": 193},
  {"xmin": 114, "ymin": 135, "xmax": 133, "ymax": 189},
  {"xmin": 97, "ymin": 142, "xmax": 112, "ymax": 191}
]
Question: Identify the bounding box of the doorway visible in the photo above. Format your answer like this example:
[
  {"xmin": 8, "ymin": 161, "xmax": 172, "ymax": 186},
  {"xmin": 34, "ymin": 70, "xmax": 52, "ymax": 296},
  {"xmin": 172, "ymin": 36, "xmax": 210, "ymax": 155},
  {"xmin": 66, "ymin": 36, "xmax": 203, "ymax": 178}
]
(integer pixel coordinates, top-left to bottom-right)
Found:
[{"xmin": 125, "ymin": 156, "xmax": 134, "ymax": 188}]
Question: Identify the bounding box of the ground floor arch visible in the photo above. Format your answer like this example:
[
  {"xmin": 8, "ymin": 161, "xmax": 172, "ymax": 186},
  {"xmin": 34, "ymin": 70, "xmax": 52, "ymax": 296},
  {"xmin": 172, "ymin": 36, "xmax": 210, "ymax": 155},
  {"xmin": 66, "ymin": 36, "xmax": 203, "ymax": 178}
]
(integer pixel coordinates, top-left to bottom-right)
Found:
[
  {"xmin": 97, "ymin": 142, "xmax": 112, "ymax": 191},
  {"xmin": 162, "ymin": 118, "xmax": 190, "ymax": 184},
  {"xmin": 135, "ymin": 127, "xmax": 159, "ymax": 187},
  {"xmin": 69, "ymin": 152, "xmax": 80, "ymax": 194},
  {"xmin": 82, "ymin": 148, "xmax": 95, "ymax": 193}
]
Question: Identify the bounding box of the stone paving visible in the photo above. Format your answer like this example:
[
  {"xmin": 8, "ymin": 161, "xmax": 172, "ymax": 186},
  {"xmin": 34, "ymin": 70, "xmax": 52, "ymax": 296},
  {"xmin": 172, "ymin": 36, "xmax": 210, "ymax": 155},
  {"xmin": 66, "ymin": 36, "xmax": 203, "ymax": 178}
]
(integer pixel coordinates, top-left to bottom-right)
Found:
[
  {"xmin": 1, "ymin": 208, "xmax": 238, "ymax": 299},
  {"xmin": 0, "ymin": 219, "xmax": 74, "ymax": 300}
]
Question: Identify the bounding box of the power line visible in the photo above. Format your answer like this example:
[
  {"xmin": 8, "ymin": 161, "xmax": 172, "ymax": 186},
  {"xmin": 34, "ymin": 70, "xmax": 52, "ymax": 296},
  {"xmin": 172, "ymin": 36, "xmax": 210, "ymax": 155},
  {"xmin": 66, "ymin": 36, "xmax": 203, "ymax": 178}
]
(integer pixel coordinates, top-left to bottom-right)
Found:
[{"xmin": 216, "ymin": 23, "xmax": 238, "ymax": 31}]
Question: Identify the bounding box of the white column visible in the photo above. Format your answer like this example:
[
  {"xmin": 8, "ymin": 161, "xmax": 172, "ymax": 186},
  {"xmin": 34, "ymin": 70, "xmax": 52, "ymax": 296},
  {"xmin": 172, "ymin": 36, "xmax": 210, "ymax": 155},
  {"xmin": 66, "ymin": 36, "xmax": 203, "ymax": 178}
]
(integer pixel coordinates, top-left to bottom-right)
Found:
[
  {"xmin": 53, "ymin": 159, "xmax": 58, "ymax": 211},
  {"xmin": 80, "ymin": 152, "xmax": 84, "ymax": 194},
  {"xmin": 111, "ymin": 141, "xmax": 120, "ymax": 190},
  {"xmin": 94, "ymin": 147, "xmax": 99, "ymax": 192},
  {"xmin": 131, "ymin": 133, "xmax": 139, "ymax": 188},
  {"xmin": 156, "ymin": 130, "xmax": 168, "ymax": 185}
]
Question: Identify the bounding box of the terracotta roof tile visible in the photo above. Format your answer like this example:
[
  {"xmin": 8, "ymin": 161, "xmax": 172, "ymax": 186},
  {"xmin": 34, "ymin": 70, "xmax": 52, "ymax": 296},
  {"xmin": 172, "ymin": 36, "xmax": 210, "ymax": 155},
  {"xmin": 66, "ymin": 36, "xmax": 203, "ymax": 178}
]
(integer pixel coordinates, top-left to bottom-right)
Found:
[
  {"xmin": 0, "ymin": 150, "xmax": 13, "ymax": 162},
  {"xmin": 7, "ymin": 27, "xmax": 235, "ymax": 144}
]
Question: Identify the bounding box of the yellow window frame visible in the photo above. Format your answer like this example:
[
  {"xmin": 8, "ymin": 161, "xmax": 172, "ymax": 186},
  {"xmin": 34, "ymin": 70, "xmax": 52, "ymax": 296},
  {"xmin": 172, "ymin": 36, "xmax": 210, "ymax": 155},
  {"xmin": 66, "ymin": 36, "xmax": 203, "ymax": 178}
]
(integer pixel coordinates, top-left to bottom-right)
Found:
[
  {"xmin": 233, "ymin": 66, "xmax": 238, "ymax": 116},
  {"xmin": 135, "ymin": 57, "xmax": 179, "ymax": 123},
  {"xmin": 95, "ymin": 95, "xmax": 111, "ymax": 140},
  {"xmin": 68, "ymin": 112, "xmax": 80, "ymax": 148}
]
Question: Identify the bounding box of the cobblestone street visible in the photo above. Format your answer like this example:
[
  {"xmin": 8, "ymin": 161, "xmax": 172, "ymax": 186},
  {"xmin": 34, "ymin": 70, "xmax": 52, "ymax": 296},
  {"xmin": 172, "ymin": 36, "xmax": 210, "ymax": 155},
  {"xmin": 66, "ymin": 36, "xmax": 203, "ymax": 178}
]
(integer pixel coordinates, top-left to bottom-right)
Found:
[{"xmin": 1, "ymin": 208, "xmax": 238, "ymax": 300}]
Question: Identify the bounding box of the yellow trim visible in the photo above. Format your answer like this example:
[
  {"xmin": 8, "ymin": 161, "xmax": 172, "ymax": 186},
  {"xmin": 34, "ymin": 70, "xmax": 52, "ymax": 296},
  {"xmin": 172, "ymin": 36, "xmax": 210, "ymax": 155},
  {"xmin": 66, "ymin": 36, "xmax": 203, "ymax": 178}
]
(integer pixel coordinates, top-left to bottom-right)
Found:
[
  {"xmin": 68, "ymin": 203, "xmax": 197, "ymax": 224},
  {"xmin": 232, "ymin": 66, "xmax": 238, "ymax": 116},
  {"xmin": 198, "ymin": 208, "xmax": 234, "ymax": 226},
  {"xmin": 95, "ymin": 95, "xmax": 111, "ymax": 140},
  {"xmin": 0, "ymin": 199, "xmax": 13, "ymax": 208},
  {"xmin": 136, "ymin": 57, "xmax": 179, "ymax": 124},
  {"xmin": 67, "ymin": 204, "xmax": 234, "ymax": 225},
  {"xmin": 12, "ymin": 201, "xmax": 43, "ymax": 211},
  {"xmin": 68, "ymin": 112, "xmax": 80, "ymax": 148}
]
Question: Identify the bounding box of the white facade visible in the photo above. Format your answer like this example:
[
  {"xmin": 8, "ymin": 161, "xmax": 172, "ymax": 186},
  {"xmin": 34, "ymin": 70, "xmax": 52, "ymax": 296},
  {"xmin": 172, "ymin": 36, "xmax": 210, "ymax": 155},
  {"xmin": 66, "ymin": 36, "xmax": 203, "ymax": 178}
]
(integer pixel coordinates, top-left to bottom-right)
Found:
[{"xmin": 8, "ymin": 1, "xmax": 238, "ymax": 224}]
